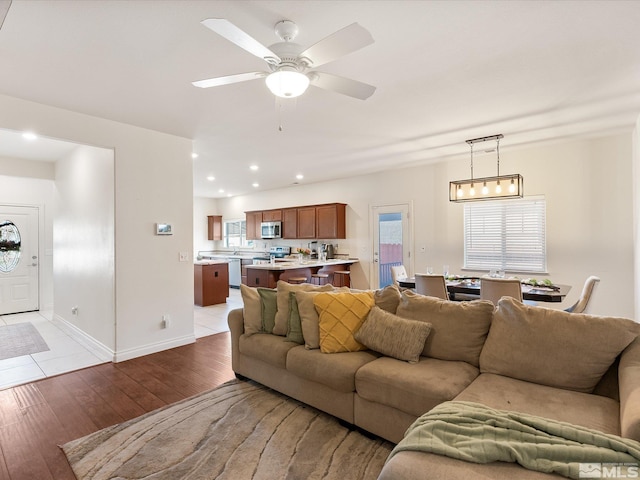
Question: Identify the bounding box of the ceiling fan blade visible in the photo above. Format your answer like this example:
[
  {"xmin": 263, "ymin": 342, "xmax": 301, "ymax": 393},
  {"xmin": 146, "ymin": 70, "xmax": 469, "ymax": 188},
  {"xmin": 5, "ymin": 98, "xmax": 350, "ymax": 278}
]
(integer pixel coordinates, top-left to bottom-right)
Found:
[
  {"xmin": 300, "ymin": 23, "xmax": 374, "ymax": 68},
  {"xmin": 0, "ymin": 0, "xmax": 11, "ymax": 31},
  {"xmin": 192, "ymin": 72, "xmax": 266, "ymax": 89},
  {"xmin": 309, "ymin": 72, "xmax": 376, "ymax": 100},
  {"xmin": 201, "ymin": 18, "xmax": 280, "ymax": 64}
]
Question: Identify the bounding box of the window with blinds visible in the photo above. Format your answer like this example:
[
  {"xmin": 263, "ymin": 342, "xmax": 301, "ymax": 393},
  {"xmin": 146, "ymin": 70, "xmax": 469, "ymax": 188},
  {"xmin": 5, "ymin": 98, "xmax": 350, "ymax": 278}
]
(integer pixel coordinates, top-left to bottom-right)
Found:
[{"xmin": 464, "ymin": 197, "xmax": 546, "ymax": 273}]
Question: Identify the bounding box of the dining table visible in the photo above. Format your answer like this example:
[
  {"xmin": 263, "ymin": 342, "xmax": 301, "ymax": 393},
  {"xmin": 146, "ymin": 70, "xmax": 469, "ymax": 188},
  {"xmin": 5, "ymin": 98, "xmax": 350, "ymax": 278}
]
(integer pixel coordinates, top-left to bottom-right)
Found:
[{"xmin": 397, "ymin": 277, "xmax": 571, "ymax": 303}]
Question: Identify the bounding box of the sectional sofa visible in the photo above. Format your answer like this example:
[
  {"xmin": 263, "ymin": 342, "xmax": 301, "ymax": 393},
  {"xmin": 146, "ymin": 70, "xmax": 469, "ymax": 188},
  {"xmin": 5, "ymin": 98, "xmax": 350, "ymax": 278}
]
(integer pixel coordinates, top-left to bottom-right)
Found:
[{"xmin": 228, "ymin": 281, "xmax": 640, "ymax": 479}]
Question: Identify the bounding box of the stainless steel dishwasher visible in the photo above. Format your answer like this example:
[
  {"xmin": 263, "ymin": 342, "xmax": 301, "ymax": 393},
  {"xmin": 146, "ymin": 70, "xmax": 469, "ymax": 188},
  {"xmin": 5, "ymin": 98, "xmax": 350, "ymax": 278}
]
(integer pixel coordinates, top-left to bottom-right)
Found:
[{"xmin": 227, "ymin": 257, "xmax": 241, "ymax": 288}]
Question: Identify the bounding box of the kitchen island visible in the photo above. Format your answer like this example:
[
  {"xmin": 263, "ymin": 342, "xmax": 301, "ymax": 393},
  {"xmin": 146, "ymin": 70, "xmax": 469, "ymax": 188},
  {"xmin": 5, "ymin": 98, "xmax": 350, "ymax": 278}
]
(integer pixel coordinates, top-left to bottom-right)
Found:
[
  {"xmin": 244, "ymin": 258, "xmax": 358, "ymax": 288},
  {"xmin": 194, "ymin": 260, "xmax": 229, "ymax": 306}
]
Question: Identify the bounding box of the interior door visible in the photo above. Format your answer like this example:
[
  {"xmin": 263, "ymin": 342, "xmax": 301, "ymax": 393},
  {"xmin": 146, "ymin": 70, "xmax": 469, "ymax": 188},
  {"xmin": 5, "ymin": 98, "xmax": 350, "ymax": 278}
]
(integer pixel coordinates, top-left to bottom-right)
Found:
[
  {"xmin": 0, "ymin": 205, "xmax": 39, "ymax": 315},
  {"xmin": 371, "ymin": 204, "xmax": 411, "ymax": 288}
]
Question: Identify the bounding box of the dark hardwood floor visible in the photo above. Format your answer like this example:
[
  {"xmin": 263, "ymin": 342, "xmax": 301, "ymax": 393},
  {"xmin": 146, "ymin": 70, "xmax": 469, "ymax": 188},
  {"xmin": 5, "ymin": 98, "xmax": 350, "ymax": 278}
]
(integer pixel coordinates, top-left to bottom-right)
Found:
[{"xmin": 0, "ymin": 332, "xmax": 235, "ymax": 480}]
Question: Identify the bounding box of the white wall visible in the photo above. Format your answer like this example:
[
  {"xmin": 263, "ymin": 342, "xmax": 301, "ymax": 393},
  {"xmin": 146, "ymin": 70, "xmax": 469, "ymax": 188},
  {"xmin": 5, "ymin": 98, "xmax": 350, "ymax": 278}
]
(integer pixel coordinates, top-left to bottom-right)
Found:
[
  {"xmin": 216, "ymin": 132, "xmax": 635, "ymax": 319},
  {"xmin": 193, "ymin": 196, "xmax": 219, "ymax": 257},
  {"xmin": 0, "ymin": 158, "xmax": 55, "ymax": 310},
  {"xmin": 633, "ymin": 115, "xmax": 640, "ymax": 320},
  {"xmin": 53, "ymin": 145, "xmax": 115, "ymax": 352},
  {"xmin": 0, "ymin": 94, "xmax": 194, "ymax": 362}
]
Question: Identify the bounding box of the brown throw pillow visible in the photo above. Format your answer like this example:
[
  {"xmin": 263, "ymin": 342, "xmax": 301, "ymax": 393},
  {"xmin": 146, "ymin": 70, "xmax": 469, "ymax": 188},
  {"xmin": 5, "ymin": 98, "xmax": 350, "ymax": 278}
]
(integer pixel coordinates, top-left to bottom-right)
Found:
[
  {"xmin": 480, "ymin": 297, "xmax": 639, "ymax": 393},
  {"xmin": 395, "ymin": 290, "xmax": 494, "ymax": 366},
  {"xmin": 355, "ymin": 306, "xmax": 432, "ymax": 363}
]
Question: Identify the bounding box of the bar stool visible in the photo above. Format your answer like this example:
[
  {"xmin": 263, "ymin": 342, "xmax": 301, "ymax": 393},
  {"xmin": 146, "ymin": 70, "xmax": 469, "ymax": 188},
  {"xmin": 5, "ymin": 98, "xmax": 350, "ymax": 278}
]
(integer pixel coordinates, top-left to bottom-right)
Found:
[
  {"xmin": 332, "ymin": 271, "xmax": 351, "ymax": 288},
  {"xmin": 288, "ymin": 276, "xmax": 308, "ymax": 284},
  {"xmin": 311, "ymin": 273, "xmax": 329, "ymax": 285}
]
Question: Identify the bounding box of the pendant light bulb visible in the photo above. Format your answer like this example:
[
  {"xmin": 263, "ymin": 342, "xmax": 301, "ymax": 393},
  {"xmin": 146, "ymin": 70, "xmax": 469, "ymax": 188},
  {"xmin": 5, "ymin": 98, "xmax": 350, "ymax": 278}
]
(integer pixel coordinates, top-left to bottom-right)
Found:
[
  {"xmin": 470, "ymin": 183, "xmax": 475, "ymax": 196},
  {"xmin": 496, "ymin": 180, "xmax": 502, "ymax": 194},
  {"xmin": 457, "ymin": 185, "xmax": 464, "ymax": 198},
  {"xmin": 509, "ymin": 179, "xmax": 516, "ymax": 193},
  {"xmin": 482, "ymin": 182, "xmax": 489, "ymax": 195}
]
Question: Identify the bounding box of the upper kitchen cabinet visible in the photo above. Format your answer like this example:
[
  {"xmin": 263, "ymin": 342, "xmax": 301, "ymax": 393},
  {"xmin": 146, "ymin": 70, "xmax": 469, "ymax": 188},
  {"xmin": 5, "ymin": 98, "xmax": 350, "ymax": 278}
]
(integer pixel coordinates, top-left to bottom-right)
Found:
[
  {"xmin": 316, "ymin": 203, "xmax": 346, "ymax": 239},
  {"xmin": 297, "ymin": 206, "xmax": 317, "ymax": 239},
  {"xmin": 245, "ymin": 211, "xmax": 262, "ymax": 240},
  {"xmin": 207, "ymin": 215, "xmax": 223, "ymax": 241},
  {"xmin": 282, "ymin": 208, "xmax": 298, "ymax": 239},
  {"xmin": 262, "ymin": 209, "xmax": 282, "ymax": 222}
]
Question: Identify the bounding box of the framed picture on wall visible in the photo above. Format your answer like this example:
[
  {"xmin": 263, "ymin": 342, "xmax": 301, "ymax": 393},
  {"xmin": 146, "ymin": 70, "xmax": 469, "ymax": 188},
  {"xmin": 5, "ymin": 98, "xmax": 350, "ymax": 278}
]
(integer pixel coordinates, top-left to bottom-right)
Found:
[{"xmin": 156, "ymin": 223, "xmax": 172, "ymax": 235}]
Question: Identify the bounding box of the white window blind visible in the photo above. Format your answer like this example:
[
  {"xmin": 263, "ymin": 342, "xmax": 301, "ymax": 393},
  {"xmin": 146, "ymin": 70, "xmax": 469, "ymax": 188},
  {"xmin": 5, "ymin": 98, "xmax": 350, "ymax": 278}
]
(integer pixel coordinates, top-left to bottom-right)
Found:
[{"xmin": 464, "ymin": 197, "xmax": 546, "ymax": 273}]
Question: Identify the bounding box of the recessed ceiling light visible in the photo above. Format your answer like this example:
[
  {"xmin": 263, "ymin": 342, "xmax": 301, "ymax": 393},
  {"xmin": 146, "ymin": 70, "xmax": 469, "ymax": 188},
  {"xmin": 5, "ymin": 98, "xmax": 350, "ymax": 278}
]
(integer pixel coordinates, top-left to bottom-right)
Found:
[
  {"xmin": 252, "ymin": 182, "xmax": 259, "ymax": 188},
  {"xmin": 22, "ymin": 132, "xmax": 37, "ymax": 141},
  {"xmin": 249, "ymin": 165, "xmax": 259, "ymax": 171},
  {"xmin": 219, "ymin": 189, "xmax": 225, "ymax": 193},
  {"xmin": 206, "ymin": 176, "xmax": 215, "ymax": 181},
  {"xmin": 296, "ymin": 174, "xmax": 304, "ymax": 180},
  {"xmin": 227, "ymin": 193, "xmax": 232, "ymax": 197},
  {"xmin": 192, "ymin": 153, "xmax": 199, "ymax": 159}
]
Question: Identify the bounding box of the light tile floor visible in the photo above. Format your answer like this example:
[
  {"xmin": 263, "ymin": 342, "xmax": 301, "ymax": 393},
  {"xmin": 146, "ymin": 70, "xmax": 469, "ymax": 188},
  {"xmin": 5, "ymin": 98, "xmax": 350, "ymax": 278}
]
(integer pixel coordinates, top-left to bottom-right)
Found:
[{"xmin": 0, "ymin": 288, "xmax": 242, "ymax": 391}]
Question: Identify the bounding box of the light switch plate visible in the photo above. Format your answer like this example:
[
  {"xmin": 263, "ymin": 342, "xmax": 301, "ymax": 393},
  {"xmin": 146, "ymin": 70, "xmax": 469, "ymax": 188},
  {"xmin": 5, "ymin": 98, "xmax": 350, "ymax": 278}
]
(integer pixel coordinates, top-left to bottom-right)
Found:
[{"xmin": 179, "ymin": 252, "xmax": 188, "ymax": 262}]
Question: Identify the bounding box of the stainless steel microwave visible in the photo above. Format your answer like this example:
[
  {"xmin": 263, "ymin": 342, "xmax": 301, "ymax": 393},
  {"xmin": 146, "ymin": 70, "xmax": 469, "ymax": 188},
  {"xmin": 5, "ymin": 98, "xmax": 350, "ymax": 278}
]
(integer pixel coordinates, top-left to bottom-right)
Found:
[{"xmin": 261, "ymin": 221, "xmax": 282, "ymax": 239}]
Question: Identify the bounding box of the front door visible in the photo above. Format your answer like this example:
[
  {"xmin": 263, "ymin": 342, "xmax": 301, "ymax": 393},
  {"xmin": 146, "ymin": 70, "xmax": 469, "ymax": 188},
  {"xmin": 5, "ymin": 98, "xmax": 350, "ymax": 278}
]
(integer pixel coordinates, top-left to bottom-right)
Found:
[
  {"xmin": 371, "ymin": 204, "xmax": 411, "ymax": 288},
  {"xmin": 0, "ymin": 205, "xmax": 39, "ymax": 315}
]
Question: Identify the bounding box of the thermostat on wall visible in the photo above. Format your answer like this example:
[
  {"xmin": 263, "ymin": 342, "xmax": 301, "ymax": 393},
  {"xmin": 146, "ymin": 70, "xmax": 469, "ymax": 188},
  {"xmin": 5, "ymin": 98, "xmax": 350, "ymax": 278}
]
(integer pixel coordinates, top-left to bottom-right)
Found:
[{"xmin": 156, "ymin": 223, "xmax": 172, "ymax": 235}]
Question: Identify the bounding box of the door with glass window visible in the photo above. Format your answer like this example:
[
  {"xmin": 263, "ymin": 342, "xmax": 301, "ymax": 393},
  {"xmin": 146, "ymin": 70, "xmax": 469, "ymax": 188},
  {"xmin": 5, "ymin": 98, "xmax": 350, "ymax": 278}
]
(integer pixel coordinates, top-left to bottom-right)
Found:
[
  {"xmin": 372, "ymin": 204, "xmax": 411, "ymax": 288},
  {"xmin": 0, "ymin": 205, "xmax": 39, "ymax": 314}
]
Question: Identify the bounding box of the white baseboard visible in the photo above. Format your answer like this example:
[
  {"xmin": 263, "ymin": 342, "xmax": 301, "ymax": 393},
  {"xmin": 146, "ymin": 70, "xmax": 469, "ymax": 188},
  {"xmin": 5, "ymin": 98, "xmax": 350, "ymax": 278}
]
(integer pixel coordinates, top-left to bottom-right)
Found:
[
  {"xmin": 52, "ymin": 314, "xmax": 197, "ymax": 363},
  {"xmin": 113, "ymin": 334, "xmax": 196, "ymax": 363},
  {"xmin": 52, "ymin": 313, "xmax": 115, "ymax": 362}
]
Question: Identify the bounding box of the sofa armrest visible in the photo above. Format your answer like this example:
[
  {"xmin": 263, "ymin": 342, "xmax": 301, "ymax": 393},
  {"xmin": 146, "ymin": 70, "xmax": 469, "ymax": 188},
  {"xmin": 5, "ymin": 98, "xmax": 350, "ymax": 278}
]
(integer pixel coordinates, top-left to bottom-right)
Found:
[
  {"xmin": 227, "ymin": 308, "xmax": 244, "ymax": 373},
  {"xmin": 619, "ymin": 337, "xmax": 640, "ymax": 441}
]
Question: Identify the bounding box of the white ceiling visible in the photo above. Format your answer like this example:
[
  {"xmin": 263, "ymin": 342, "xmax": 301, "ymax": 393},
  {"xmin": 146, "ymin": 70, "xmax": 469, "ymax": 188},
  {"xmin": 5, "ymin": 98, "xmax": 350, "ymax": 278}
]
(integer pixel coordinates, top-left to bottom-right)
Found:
[{"xmin": 0, "ymin": 1, "xmax": 639, "ymax": 197}]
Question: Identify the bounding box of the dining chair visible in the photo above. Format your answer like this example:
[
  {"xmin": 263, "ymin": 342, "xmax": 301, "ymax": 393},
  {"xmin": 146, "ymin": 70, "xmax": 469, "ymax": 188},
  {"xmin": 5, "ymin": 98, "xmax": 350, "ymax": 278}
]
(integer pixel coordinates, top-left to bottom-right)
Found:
[
  {"xmin": 414, "ymin": 273, "xmax": 449, "ymax": 300},
  {"xmin": 564, "ymin": 276, "xmax": 600, "ymax": 314},
  {"xmin": 480, "ymin": 277, "xmax": 523, "ymax": 305},
  {"xmin": 390, "ymin": 265, "xmax": 408, "ymax": 286}
]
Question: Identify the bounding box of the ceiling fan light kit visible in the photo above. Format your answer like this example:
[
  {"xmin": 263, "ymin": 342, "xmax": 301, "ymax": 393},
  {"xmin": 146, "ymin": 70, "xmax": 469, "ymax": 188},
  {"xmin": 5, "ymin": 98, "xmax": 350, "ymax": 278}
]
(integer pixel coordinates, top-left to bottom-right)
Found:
[
  {"xmin": 192, "ymin": 18, "xmax": 376, "ymax": 100},
  {"xmin": 449, "ymin": 134, "xmax": 524, "ymax": 202}
]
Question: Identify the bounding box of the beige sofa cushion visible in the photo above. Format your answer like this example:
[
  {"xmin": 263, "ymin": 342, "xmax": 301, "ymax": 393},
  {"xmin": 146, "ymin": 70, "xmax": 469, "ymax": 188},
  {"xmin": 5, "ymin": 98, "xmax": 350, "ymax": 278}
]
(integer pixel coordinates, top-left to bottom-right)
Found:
[
  {"xmin": 238, "ymin": 333, "xmax": 299, "ymax": 369},
  {"xmin": 272, "ymin": 281, "xmax": 334, "ymax": 336},
  {"xmin": 354, "ymin": 306, "xmax": 432, "ymax": 364},
  {"xmin": 455, "ymin": 373, "xmax": 621, "ymax": 436},
  {"xmin": 395, "ymin": 290, "xmax": 494, "ymax": 366},
  {"xmin": 480, "ymin": 297, "xmax": 639, "ymax": 393},
  {"xmin": 240, "ymin": 284, "xmax": 262, "ymax": 335},
  {"xmin": 314, "ymin": 291, "xmax": 375, "ymax": 353},
  {"xmin": 286, "ymin": 346, "xmax": 379, "ymax": 393},
  {"xmin": 355, "ymin": 356, "xmax": 479, "ymax": 417}
]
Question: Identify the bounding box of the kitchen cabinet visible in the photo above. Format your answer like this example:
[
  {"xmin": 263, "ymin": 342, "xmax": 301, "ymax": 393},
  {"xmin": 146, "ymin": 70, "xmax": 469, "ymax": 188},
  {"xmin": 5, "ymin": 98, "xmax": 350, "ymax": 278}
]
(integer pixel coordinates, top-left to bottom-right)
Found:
[
  {"xmin": 245, "ymin": 211, "xmax": 262, "ymax": 240},
  {"xmin": 316, "ymin": 203, "xmax": 346, "ymax": 239},
  {"xmin": 194, "ymin": 262, "xmax": 229, "ymax": 306},
  {"xmin": 297, "ymin": 206, "xmax": 317, "ymax": 239},
  {"xmin": 207, "ymin": 215, "xmax": 223, "ymax": 241},
  {"xmin": 262, "ymin": 209, "xmax": 282, "ymax": 222},
  {"xmin": 282, "ymin": 208, "xmax": 298, "ymax": 239}
]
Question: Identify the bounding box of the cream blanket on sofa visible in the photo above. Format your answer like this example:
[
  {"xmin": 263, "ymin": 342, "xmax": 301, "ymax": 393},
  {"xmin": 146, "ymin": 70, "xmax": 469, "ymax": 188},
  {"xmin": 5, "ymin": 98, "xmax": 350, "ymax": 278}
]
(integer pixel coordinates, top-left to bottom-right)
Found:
[{"xmin": 388, "ymin": 401, "xmax": 640, "ymax": 479}]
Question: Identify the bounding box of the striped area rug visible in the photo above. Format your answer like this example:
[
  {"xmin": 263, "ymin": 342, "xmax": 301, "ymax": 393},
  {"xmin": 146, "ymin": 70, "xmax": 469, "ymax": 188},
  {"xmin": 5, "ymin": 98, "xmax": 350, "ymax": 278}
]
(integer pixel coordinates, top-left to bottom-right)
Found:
[{"xmin": 62, "ymin": 380, "xmax": 393, "ymax": 480}]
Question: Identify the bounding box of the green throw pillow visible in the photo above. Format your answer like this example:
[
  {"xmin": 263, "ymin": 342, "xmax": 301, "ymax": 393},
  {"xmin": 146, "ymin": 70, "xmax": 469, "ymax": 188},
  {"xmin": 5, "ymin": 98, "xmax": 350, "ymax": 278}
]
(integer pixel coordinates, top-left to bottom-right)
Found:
[
  {"xmin": 286, "ymin": 291, "xmax": 304, "ymax": 344},
  {"xmin": 258, "ymin": 288, "xmax": 278, "ymax": 333}
]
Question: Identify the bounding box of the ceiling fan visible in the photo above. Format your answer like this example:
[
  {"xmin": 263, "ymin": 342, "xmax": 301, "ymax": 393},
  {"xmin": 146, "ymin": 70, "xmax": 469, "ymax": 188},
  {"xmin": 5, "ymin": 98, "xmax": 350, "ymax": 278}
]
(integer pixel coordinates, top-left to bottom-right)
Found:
[{"xmin": 192, "ymin": 18, "xmax": 376, "ymax": 100}]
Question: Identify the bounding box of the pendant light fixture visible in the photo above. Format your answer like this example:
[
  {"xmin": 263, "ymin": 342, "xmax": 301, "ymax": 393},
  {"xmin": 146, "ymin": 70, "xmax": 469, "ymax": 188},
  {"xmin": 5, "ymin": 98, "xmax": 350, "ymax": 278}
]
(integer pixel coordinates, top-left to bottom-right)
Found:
[{"xmin": 449, "ymin": 134, "xmax": 523, "ymax": 202}]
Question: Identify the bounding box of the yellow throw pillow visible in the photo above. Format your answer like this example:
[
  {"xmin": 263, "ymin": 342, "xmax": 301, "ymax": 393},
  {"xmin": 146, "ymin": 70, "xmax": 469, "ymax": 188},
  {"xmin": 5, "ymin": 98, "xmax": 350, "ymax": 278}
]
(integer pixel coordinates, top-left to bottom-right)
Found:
[{"xmin": 314, "ymin": 291, "xmax": 375, "ymax": 353}]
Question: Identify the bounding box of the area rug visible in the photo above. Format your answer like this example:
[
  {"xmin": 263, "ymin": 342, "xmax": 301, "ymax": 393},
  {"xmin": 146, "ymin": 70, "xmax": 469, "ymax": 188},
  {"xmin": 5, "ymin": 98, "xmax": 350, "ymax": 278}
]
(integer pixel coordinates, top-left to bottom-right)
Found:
[
  {"xmin": 61, "ymin": 380, "xmax": 394, "ymax": 480},
  {"xmin": 0, "ymin": 322, "xmax": 49, "ymax": 361}
]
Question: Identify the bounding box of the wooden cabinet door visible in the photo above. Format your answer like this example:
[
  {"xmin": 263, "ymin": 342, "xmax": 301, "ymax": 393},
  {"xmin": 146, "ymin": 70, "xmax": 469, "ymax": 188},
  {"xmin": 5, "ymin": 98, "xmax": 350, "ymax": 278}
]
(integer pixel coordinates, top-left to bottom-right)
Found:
[
  {"xmin": 207, "ymin": 215, "xmax": 222, "ymax": 241},
  {"xmin": 297, "ymin": 206, "xmax": 316, "ymax": 239},
  {"xmin": 316, "ymin": 203, "xmax": 346, "ymax": 239},
  {"xmin": 262, "ymin": 209, "xmax": 282, "ymax": 222},
  {"xmin": 282, "ymin": 208, "xmax": 298, "ymax": 239},
  {"xmin": 245, "ymin": 211, "xmax": 262, "ymax": 240}
]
